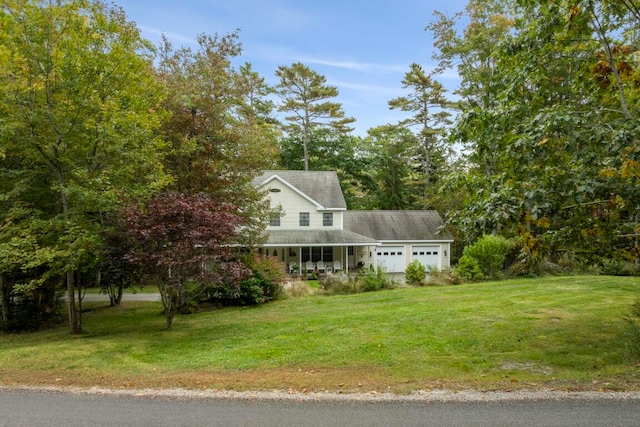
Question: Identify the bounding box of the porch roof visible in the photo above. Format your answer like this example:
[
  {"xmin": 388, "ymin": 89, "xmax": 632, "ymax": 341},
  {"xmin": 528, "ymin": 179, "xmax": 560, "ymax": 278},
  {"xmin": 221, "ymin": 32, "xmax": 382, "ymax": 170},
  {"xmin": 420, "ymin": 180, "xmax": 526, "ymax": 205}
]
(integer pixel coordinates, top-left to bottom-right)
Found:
[{"xmin": 262, "ymin": 229, "xmax": 379, "ymax": 247}]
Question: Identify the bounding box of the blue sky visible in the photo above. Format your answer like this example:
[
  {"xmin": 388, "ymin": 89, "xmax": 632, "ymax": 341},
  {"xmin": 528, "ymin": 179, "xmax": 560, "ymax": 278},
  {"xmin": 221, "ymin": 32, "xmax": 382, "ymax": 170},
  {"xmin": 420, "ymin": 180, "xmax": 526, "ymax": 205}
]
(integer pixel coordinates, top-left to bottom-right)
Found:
[{"xmin": 116, "ymin": 0, "xmax": 468, "ymax": 136}]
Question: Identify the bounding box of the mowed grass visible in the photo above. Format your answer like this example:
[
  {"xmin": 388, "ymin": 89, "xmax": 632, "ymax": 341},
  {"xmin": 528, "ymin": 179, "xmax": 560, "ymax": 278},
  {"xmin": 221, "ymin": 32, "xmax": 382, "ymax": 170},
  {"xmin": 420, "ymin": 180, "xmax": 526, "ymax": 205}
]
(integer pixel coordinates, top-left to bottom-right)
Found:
[{"xmin": 1, "ymin": 275, "xmax": 640, "ymax": 394}]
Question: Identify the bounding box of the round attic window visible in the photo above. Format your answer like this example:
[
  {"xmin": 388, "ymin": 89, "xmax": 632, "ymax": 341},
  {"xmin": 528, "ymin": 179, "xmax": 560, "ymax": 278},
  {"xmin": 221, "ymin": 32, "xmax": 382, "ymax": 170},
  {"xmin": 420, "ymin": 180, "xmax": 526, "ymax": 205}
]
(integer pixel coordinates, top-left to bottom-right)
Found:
[{"xmin": 269, "ymin": 188, "xmax": 281, "ymax": 193}]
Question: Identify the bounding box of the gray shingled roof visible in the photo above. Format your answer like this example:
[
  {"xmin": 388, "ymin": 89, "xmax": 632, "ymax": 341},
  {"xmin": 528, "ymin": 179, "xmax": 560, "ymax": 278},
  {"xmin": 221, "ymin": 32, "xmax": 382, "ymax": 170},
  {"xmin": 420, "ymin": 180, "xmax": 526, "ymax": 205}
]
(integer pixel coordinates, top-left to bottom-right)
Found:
[
  {"xmin": 343, "ymin": 210, "xmax": 453, "ymax": 241},
  {"xmin": 253, "ymin": 170, "xmax": 347, "ymax": 209},
  {"xmin": 263, "ymin": 229, "xmax": 379, "ymax": 246}
]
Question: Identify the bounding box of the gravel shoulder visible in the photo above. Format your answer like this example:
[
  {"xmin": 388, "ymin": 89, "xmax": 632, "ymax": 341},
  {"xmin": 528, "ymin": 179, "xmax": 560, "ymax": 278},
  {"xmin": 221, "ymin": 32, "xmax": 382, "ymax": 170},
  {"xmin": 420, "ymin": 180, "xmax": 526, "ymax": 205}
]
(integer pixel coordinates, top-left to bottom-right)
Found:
[{"xmin": 3, "ymin": 385, "xmax": 640, "ymax": 403}]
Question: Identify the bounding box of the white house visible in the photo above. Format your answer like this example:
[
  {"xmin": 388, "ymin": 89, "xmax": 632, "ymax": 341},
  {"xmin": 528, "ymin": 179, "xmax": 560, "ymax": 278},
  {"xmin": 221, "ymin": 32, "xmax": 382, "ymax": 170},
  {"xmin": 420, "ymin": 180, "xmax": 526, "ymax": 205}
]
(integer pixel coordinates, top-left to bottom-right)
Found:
[{"xmin": 253, "ymin": 170, "xmax": 453, "ymax": 275}]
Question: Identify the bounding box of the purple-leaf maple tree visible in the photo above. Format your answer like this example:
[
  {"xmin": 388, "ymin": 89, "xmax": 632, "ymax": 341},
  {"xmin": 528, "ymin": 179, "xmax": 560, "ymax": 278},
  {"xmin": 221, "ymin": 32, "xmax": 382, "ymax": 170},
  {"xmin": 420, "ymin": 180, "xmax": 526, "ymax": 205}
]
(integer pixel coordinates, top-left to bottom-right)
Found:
[{"xmin": 121, "ymin": 192, "xmax": 249, "ymax": 329}]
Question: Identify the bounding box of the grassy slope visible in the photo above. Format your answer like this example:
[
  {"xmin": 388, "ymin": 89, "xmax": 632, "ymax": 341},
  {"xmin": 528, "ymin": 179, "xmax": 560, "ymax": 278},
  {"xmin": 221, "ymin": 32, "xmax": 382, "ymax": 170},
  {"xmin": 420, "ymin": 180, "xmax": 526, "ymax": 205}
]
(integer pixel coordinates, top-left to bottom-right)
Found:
[{"xmin": 1, "ymin": 276, "xmax": 639, "ymax": 393}]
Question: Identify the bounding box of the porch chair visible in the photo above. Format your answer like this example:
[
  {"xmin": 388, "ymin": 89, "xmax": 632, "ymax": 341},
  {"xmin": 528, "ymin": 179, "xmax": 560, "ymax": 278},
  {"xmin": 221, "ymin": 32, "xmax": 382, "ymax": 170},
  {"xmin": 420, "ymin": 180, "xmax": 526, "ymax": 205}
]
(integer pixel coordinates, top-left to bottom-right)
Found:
[
  {"xmin": 316, "ymin": 260, "xmax": 326, "ymax": 274},
  {"xmin": 332, "ymin": 260, "xmax": 341, "ymax": 272},
  {"xmin": 305, "ymin": 260, "xmax": 315, "ymax": 272},
  {"xmin": 325, "ymin": 261, "xmax": 333, "ymax": 273}
]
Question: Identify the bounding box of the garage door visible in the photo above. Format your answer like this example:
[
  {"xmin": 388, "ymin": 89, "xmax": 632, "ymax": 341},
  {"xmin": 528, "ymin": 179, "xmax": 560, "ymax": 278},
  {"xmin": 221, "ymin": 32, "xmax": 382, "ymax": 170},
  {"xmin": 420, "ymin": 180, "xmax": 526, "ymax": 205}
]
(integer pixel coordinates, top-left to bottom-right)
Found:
[
  {"xmin": 375, "ymin": 246, "xmax": 406, "ymax": 272},
  {"xmin": 411, "ymin": 246, "xmax": 441, "ymax": 269}
]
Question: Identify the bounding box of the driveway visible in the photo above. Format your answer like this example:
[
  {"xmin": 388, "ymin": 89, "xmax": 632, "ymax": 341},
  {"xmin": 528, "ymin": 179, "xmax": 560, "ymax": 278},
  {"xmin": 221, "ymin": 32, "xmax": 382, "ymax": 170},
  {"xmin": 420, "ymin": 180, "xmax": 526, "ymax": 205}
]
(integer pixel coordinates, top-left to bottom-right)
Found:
[{"xmin": 79, "ymin": 292, "xmax": 161, "ymax": 302}]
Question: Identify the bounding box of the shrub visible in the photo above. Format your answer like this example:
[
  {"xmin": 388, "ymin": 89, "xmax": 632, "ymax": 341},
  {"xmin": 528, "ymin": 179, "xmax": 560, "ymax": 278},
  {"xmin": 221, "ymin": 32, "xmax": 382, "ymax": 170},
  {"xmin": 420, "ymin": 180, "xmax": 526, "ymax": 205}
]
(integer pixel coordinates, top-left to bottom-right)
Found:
[
  {"xmin": 600, "ymin": 258, "xmax": 640, "ymax": 277},
  {"xmin": 425, "ymin": 267, "xmax": 459, "ymax": 286},
  {"xmin": 205, "ymin": 254, "xmax": 284, "ymax": 306},
  {"xmin": 359, "ymin": 266, "xmax": 396, "ymax": 292},
  {"xmin": 405, "ymin": 259, "xmax": 427, "ymax": 286},
  {"xmin": 455, "ymin": 255, "xmax": 484, "ymax": 281},
  {"xmin": 283, "ymin": 280, "xmax": 315, "ymax": 298},
  {"xmin": 462, "ymin": 234, "xmax": 513, "ymax": 279},
  {"xmin": 321, "ymin": 274, "xmax": 361, "ymax": 295}
]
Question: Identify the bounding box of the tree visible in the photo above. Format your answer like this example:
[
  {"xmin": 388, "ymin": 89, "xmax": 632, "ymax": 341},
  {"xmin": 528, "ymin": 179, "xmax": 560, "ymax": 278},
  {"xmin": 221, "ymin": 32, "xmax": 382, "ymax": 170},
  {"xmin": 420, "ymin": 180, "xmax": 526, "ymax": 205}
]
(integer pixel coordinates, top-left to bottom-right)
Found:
[
  {"xmin": 122, "ymin": 192, "xmax": 249, "ymax": 329},
  {"xmin": 157, "ymin": 32, "xmax": 277, "ymax": 240},
  {"xmin": 275, "ymin": 62, "xmax": 355, "ymax": 171},
  {"xmin": 430, "ymin": 0, "xmax": 640, "ymax": 268},
  {"xmin": 0, "ymin": 0, "xmax": 168, "ymax": 332},
  {"xmin": 361, "ymin": 126, "xmax": 419, "ymax": 210},
  {"xmin": 388, "ymin": 63, "xmax": 452, "ymax": 204},
  {"xmin": 427, "ymin": 0, "xmax": 515, "ymax": 175}
]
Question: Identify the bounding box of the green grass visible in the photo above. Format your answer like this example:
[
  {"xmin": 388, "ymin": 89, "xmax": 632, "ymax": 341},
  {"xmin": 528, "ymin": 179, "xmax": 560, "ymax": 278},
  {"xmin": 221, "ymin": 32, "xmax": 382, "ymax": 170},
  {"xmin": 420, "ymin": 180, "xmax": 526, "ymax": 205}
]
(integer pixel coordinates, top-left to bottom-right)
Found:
[{"xmin": 2, "ymin": 275, "xmax": 640, "ymax": 393}]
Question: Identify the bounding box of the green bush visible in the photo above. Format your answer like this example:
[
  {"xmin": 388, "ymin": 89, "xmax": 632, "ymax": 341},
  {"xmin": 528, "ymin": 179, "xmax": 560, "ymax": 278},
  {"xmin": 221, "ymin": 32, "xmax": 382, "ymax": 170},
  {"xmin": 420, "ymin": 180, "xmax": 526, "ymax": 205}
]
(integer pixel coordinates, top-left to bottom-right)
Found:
[
  {"xmin": 462, "ymin": 234, "xmax": 513, "ymax": 279},
  {"xmin": 359, "ymin": 266, "xmax": 396, "ymax": 292},
  {"xmin": 455, "ymin": 255, "xmax": 484, "ymax": 281},
  {"xmin": 405, "ymin": 259, "xmax": 427, "ymax": 285},
  {"xmin": 600, "ymin": 258, "xmax": 640, "ymax": 277},
  {"xmin": 205, "ymin": 254, "xmax": 284, "ymax": 306}
]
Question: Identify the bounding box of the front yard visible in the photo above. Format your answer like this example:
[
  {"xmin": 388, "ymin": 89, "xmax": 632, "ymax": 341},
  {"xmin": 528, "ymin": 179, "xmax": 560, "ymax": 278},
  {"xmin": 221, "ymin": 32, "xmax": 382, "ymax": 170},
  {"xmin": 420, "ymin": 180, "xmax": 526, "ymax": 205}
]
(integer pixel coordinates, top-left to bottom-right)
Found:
[{"xmin": 1, "ymin": 275, "xmax": 639, "ymax": 393}]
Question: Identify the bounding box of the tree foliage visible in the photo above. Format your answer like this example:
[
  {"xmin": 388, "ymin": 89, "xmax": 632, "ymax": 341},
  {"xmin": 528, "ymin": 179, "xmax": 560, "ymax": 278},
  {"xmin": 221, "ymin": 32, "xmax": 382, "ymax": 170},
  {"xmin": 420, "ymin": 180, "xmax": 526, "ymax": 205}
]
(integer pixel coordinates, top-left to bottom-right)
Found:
[
  {"xmin": 388, "ymin": 63, "xmax": 453, "ymax": 204},
  {"xmin": 360, "ymin": 126, "xmax": 420, "ymax": 210},
  {"xmin": 430, "ymin": 0, "xmax": 640, "ymax": 268},
  {"xmin": 275, "ymin": 62, "xmax": 355, "ymax": 171},
  {"xmin": 0, "ymin": 0, "xmax": 168, "ymax": 332},
  {"xmin": 156, "ymin": 31, "xmax": 277, "ymax": 246},
  {"xmin": 121, "ymin": 192, "xmax": 249, "ymax": 329}
]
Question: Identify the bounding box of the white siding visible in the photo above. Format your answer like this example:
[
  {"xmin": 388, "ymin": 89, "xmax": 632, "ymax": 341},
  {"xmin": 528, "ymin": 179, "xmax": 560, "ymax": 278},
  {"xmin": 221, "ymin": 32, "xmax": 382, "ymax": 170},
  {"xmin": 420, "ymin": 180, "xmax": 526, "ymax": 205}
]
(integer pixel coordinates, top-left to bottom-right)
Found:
[{"xmin": 262, "ymin": 180, "xmax": 342, "ymax": 230}]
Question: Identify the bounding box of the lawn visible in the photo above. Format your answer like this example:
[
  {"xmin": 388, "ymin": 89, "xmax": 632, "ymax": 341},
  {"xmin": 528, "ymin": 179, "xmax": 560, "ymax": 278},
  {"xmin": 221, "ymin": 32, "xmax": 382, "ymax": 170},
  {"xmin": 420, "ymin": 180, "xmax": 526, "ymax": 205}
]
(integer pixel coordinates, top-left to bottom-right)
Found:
[{"xmin": 1, "ymin": 275, "xmax": 640, "ymax": 394}]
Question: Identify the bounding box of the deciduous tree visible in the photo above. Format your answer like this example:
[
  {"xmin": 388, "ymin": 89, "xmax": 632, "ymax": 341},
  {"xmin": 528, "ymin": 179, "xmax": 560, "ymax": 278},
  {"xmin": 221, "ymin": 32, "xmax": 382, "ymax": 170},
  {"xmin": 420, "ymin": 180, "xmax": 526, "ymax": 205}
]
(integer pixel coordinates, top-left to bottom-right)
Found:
[
  {"xmin": 157, "ymin": 32, "xmax": 277, "ymax": 242},
  {"xmin": 0, "ymin": 0, "xmax": 168, "ymax": 332},
  {"xmin": 122, "ymin": 192, "xmax": 249, "ymax": 329},
  {"xmin": 430, "ymin": 0, "xmax": 640, "ymax": 267}
]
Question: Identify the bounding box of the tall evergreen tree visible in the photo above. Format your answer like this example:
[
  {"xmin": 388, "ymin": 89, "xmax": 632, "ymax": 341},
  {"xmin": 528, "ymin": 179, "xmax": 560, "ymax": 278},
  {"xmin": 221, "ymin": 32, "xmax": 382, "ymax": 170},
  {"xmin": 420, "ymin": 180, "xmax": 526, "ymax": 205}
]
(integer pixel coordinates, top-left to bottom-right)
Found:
[
  {"xmin": 388, "ymin": 63, "xmax": 452, "ymax": 204},
  {"xmin": 275, "ymin": 62, "xmax": 355, "ymax": 171}
]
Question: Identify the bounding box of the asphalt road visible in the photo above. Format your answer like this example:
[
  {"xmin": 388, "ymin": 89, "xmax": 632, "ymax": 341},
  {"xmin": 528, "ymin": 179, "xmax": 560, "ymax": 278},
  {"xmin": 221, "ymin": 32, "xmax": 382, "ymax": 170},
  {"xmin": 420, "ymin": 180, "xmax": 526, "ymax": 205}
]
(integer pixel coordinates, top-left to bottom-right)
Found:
[{"xmin": 1, "ymin": 388, "xmax": 639, "ymax": 427}]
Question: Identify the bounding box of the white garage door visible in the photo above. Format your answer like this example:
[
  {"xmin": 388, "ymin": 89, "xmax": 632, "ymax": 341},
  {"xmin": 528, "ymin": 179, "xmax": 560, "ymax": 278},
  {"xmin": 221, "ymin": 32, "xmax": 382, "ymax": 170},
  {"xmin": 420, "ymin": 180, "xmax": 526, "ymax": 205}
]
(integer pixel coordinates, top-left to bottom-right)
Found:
[
  {"xmin": 411, "ymin": 246, "xmax": 441, "ymax": 269},
  {"xmin": 375, "ymin": 246, "xmax": 406, "ymax": 272}
]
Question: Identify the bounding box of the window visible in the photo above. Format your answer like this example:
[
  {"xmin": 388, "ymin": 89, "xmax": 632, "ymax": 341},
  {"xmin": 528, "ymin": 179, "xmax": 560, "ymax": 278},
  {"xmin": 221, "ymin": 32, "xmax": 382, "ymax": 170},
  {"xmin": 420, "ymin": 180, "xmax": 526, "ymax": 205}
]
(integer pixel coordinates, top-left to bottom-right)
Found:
[
  {"xmin": 270, "ymin": 215, "xmax": 281, "ymax": 226},
  {"xmin": 323, "ymin": 212, "xmax": 333, "ymax": 226},
  {"xmin": 299, "ymin": 212, "xmax": 310, "ymax": 226},
  {"xmin": 301, "ymin": 247, "xmax": 333, "ymax": 262}
]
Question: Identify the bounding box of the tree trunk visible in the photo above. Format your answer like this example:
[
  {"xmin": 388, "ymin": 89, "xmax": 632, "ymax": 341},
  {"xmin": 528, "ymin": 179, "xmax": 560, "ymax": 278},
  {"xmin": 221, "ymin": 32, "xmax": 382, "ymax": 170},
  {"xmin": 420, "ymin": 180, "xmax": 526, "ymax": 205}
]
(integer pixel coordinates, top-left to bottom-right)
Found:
[
  {"xmin": 115, "ymin": 283, "xmax": 123, "ymax": 305},
  {"xmin": 57, "ymin": 169, "xmax": 81, "ymax": 334},
  {"xmin": 66, "ymin": 271, "xmax": 81, "ymax": 333},
  {"xmin": 1, "ymin": 274, "xmax": 10, "ymax": 327}
]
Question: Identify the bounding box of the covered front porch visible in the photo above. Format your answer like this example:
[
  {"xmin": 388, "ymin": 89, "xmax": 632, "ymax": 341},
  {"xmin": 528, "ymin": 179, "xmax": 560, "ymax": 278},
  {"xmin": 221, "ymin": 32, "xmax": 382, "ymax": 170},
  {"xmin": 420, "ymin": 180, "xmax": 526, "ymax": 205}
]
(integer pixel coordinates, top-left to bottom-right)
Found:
[{"xmin": 259, "ymin": 229, "xmax": 379, "ymax": 277}]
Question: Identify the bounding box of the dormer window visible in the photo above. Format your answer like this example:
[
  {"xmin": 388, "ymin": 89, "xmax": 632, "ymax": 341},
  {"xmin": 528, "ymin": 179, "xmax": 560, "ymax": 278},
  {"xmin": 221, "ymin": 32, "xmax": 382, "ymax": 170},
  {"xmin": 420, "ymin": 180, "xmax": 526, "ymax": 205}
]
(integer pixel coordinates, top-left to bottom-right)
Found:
[
  {"xmin": 323, "ymin": 212, "xmax": 333, "ymax": 226},
  {"xmin": 299, "ymin": 212, "xmax": 310, "ymax": 227}
]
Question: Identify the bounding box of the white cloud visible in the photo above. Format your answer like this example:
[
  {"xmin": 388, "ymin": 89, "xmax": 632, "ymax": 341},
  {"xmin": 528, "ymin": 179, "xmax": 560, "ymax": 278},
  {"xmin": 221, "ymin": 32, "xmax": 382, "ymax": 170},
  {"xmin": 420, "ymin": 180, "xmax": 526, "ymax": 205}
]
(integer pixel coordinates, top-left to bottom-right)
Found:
[
  {"xmin": 298, "ymin": 56, "xmax": 406, "ymax": 74},
  {"xmin": 138, "ymin": 25, "xmax": 196, "ymax": 45}
]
